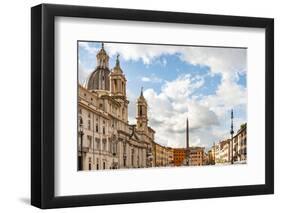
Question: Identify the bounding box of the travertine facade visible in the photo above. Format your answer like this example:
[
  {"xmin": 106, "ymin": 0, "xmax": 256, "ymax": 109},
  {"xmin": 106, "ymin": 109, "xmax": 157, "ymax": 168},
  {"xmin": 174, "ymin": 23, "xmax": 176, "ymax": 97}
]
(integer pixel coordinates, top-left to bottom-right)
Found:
[
  {"xmin": 78, "ymin": 45, "xmax": 155, "ymax": 170},
  {"xmin": 210, "ymin": 124, "xmax": 247, "ymax": 165},
  {"xmin": 233, "ymin": 123, "xmax": 247, "ymax": 162},
  {"xmin": 189, "ymin": 147, "xmax": 205, "ymax": 166},
  {"xmin": 155, "ymin": 143, "xmax": 170, "ymax": 167},
  {"xmin": 207, "ymin": 147, "xmax": 215, "ymax": 165},
  {"xmin": 220, "ymin": 140, "xmax": 231, "ymax": 163},
  {"xmin": 167, "ymin": 147, "xmax": 174, "ymax": 166}
]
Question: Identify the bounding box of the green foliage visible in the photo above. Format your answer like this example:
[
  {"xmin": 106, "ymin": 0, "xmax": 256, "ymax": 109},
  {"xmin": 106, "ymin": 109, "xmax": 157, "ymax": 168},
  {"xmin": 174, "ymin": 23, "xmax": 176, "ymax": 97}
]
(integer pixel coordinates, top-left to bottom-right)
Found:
[{"xmin": 240, "ymin": 123, "xmax": 247, "ymax": 129}]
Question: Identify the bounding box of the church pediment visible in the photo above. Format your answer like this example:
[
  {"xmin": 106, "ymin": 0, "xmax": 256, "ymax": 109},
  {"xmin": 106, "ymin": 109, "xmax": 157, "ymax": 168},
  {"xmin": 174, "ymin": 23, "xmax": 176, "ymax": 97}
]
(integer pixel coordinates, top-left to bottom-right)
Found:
[
  {"xmin": 129, "ymin": 125, "xmax": 140, "ymax": 141},
  {"xmin": 130, "ymin": 132, "xmax": 139, "ymax": 141}
]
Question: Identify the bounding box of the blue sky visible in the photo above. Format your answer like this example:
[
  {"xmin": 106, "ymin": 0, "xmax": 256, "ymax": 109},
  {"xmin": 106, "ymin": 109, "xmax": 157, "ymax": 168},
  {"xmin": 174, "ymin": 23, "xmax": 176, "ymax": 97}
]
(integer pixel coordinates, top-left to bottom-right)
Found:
[{"xmin": 78, "ymin": 41, "xmax": 247, "ymax": 150}]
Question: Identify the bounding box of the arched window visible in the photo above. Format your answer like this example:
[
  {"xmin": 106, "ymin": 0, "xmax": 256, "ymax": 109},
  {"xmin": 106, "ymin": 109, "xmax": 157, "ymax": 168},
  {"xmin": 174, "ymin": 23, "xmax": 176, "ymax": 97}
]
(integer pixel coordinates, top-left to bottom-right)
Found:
[
  {"xmin": 112, "ymin": 143, "xmax": 117, "ymax": 156},
  {"xmin": 79, "ymin": 117, "xmax": 83, "ymax": 126},
  {"xmin": 88, "ymin": 120, "xmax": 91, "ymax": 130},
  {"xmin": 109, "ymin": 140, "xmax": 112, "ymax": 153},
  {"xmin": 131, "ymin": 149, "xmax": 134, "ymax": 166},
  {"xmin": 95, "ymin": 138, "xmax": 100, "ymax": 150},
  {"xmin": 87, "ymin": 136, "xmax": 92, "ymax": 148},
  {"xmin": 114, "ymin": 79, "xmax": 117, "ymax": 92},
  {"xmin": 88, "ymin": 157, "xmax": 92, "ymax": 170},
  {"xmin": 102, "ymin": 139, "xmax": 107, "ymax": 151},
  {"xmin": 96, "ymin": 158, "xmax": 99, "ymax": 170},
  {"xmin": 139, "ymin": 106, "xmax": 142, "ymax": 116}
]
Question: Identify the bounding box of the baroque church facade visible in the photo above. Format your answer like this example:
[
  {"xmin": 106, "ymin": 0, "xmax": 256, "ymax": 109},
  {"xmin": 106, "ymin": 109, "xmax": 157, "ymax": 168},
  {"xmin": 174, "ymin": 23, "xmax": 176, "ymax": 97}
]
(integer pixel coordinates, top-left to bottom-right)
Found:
[{"xmin": 78, "ymin": 44, "xmax": 157, "ymax": 170}]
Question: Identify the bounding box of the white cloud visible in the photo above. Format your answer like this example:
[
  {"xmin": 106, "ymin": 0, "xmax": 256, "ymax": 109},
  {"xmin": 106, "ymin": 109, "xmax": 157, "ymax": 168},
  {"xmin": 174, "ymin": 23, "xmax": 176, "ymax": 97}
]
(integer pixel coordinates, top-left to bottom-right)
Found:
[
  {"xmin": 126, "ymin": 89, "xmax": 137, "ymax": 125},
  {"xmin": 104, "ymin": 43, "xmax": 179, "ymax": 64},
  {"xmin": 103, "ymin": 43, "xmax": 246, "ymax": 82},
  {"xmin": 104, "ymin": 44, "xmax": 247, "ymax": 122},
  {"xmin": 141, "ymin": 75, "xmax": 163, "ymax": 83},
  {"xmin": 141, "ymin": 77, "xmax": 151, "ymax": 82},
  {"xmin": 79, "ymin": 42, "xmax": 247, "ymax": 150},
  {"xmin": 143, "ymin": 75, "xmax": 220, "ymax": 148},
  {"xmin": 200, "ymin": 79, "xmax": 247, "ymax": 118},
  {"xmin": 180, "ymin": 47, "xmax": 247, "ymax": 81},
  {"xmin": 78, "ymin": 61, "xmax": 90, "ymax": 84},
  {"xmin": 188, "ymin": 101, "xmax": 219, "ymax": 130},
  {"xmin": 142, "ymin": 70, "xmax": 246, "ymax": 149},
  {"xmin": 161, "ymin": 74, "xmax": 204, "ymax": 104},
  {"xmin": 80, "ymin": 42, "xmax": 246, "ymax": 82},
  {"xmin": 79, "ymin": 42, "xmax": 99, "ymax": 54}
]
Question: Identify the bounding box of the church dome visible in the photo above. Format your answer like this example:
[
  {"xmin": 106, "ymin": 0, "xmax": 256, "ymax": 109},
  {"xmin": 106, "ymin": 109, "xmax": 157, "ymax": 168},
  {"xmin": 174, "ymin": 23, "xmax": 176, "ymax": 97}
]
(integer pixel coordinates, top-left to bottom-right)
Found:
[
  {"xmin": 85, "ymin": 67, "xmax": 110, "ymax": 91},
  {"xmin": 85, "ymin": 43, "xmax": 110, "ymax": 91}
]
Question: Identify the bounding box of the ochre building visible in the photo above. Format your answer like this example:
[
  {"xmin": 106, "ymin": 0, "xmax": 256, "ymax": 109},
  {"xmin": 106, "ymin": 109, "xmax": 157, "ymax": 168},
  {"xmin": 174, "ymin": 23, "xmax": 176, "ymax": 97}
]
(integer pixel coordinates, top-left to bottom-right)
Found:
[{"xmin": 173, "ymin": 148, "xmax": 187, "ymax": 166}]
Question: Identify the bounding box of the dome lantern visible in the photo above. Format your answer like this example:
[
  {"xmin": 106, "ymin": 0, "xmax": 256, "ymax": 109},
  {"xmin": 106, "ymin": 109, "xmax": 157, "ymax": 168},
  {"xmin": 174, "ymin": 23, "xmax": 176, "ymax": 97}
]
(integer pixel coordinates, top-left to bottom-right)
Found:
[{"xmin": 96, "ymin": 42, "xmax": 109, "ymax": 69}]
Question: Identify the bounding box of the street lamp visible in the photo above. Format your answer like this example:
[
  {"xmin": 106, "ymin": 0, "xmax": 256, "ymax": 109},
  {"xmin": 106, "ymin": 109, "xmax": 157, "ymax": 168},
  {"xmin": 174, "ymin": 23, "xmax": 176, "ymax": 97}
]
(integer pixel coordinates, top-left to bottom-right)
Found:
[
  {"xmin": 213, "ymin": 142, "xmax": 216, "ymax": 165},
  {"xmin": 79, "ymin": 117, "xmax": 84, "ymax": 170},
  {"xmin": 186, "ymin": 117, "xmax": 190, "ymax": 166},
  {"xmin": 230, "ymin": 109, "xmax": 234, "ymax": 164}
]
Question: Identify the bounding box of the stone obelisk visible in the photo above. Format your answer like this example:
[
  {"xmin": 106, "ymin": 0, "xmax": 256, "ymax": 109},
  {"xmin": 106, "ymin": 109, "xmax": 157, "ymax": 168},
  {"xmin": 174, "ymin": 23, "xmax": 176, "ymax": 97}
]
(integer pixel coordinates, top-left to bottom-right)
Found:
[{"xmin": 186, "ymin": 117, "xmax": 190, "ymax": 165}]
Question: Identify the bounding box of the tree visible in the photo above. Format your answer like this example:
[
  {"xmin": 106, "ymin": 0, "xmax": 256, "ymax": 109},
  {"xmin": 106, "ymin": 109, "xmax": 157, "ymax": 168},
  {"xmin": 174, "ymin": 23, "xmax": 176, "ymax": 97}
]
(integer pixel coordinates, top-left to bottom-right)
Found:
[{"xmin": 240, "ymin": 123, "xmax": 247, "ymax": 129}]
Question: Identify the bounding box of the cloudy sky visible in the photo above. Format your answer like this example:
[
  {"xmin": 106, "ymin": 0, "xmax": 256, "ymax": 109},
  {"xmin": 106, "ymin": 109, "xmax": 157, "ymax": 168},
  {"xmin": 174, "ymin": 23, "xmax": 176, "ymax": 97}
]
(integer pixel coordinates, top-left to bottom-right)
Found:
[{"xmin": 78, "ymin": 41, "xmax": 247, "ymax": 150}]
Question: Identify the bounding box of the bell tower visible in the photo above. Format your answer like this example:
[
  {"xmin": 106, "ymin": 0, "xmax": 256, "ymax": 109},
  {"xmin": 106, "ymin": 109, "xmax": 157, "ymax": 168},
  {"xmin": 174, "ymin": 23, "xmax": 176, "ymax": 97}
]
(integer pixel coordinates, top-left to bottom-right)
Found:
[
  {"xmin": 109, "ymin": 54, "xmax": 128, "ymax": 122},
  {"xmin": 136, "ymin": 87, "xmax": 148, "ymax": 132},
  {"xmin": 109, "ymin": 54, "xmax": 127, "ymax": 97}
]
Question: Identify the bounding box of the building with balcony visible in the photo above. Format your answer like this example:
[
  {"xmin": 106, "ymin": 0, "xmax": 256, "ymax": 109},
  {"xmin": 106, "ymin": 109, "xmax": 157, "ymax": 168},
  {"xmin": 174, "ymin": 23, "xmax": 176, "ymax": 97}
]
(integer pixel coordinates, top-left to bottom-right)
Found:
[
  {"xmin": 233, "ymin": 123, "xmax": 247, "ymax": 162},
  {"xmin": 211, "ymin": 123, "xmax": 247, "ymax": 165},
  {"xmin": 78, "ymin": 44, "xmax": 155, "ymax": 171},
  {"xmin": 155, "ymin": 143, "xmax": 170, "ymax": 167},
  {"xmin": 189, "ymin": 147, "xmax": 205, "ymax": 166}
]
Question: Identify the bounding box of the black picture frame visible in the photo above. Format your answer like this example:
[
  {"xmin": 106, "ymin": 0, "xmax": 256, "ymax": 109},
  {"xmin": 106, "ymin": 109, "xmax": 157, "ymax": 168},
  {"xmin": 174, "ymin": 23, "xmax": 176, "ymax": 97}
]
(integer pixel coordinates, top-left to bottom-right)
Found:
[{"xmin": 31, "ymin": 3, "xmax": 274, "ymax": 209}]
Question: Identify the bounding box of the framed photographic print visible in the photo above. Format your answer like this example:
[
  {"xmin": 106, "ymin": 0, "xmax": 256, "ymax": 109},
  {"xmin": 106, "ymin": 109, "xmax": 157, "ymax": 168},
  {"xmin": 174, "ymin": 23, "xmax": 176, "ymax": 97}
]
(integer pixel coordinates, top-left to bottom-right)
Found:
[{"xmin": 31, "ymin": 3, "xmax": 274, "ymax": 209}]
